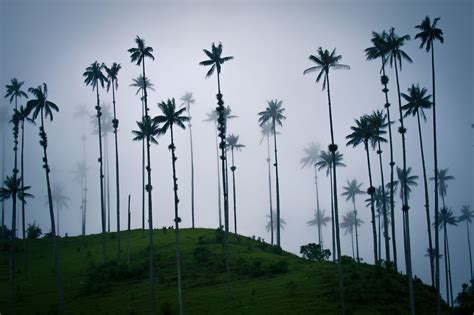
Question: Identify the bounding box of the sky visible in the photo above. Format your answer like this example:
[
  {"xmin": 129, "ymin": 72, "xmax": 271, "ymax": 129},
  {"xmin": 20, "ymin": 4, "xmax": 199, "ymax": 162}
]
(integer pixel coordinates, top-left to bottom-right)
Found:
[{"xmin": 1, "ymin": 0, "xmax": 473, "ymax": 301}]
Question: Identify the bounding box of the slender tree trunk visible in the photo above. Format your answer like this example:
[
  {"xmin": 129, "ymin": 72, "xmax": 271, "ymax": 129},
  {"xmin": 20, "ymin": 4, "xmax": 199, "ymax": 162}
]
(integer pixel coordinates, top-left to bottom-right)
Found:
[
  {"xmin": 352, "ymin": 197, "xmax": 360, "ymax": 262},
  {"xmin": 329, "ymin": 171, "xmax": 336, "ymax": 261},
  {"xmin": 467, "ymin": 221, "xmax": 473, "ymax": 282},
  {"xmin": 20, "ymin": 118, "xmax": 28, "ymax": 273},
  {"xmin": 105, "ymin": 134, "xmax": 111, "ymax": 234},
  {"xmin": 9, "ymin": 193, "xmax": 17, "ymax": 308},
  {"xmin": 127, "ymin": 194, "xmax": 131, "ymax": 265},
  {"xmin": 378, "ymin": 210, "xmax": 381, "ymax": 261},
  {"xmin": 141, "ymin": 98, "xmax": 145, "ymax": 231},
  {"xmin": 187, "ymin": 104, "xmax": 195, "ymax": 229},
  {"xmin": 231, "ymin": 148, "xmax": 237, "ymax": 234},
  {"xmin": 111, "ymin": 82, "xmax": 121, "ymax": 260},
  {"xmin": 443, "ymin": 223, "xmax": 449, "ymax": 306},
  {"xmin": 40, "ymin": 112, "xmax": 65, "ymax": 313},
  {"xmin": 326, "ymin": 71, "xmax": 345, "ymax": 315},
  {"xmin": 272, "ymin": 118, "xmax": 281, "ymax": 247},
  {"xmin": 267, "ymin": 135, "xmax": 274, "ymax": 245},
  {"xmin": 447, "ymin": 230, "xmax": 454, "ymax": 306},
  {"xmin": 351, "ymin": 227, "xmax": 355, "ymax": 259},
  {"xmin": 215, "ymin": 121, "xmax": 222, "ymax": 227},
  {"xmin": 1, "ymin": 121, "xmax": 5, "ymax": 240},
  {"xmin": 377, "ymin": 140, "xmax": 390, "ymax": 262},
  {"xmin": 314, "ymin": 165, "xmax": 321, "ymax": 246},
  {"xmin": 57, "ymin": 202, "xmax": 60, "ymax": 236},
  {"xmin": 365, "ymin": 143, "xmax": 378, "ymax": 263},
  {"xmin": 416, "ymin": 112, "xmax": 435, "ymax": 287},
  {"xmin": 394, "ymin": 60, "xmax": 415, "ymax": 315}
]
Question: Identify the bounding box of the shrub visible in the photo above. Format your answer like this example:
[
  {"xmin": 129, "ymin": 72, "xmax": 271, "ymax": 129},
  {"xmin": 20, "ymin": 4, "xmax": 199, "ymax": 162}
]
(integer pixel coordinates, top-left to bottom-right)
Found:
[
  {"xmin": 454, "ymin": 282, "xmax": 474, "ymax": 314},
  {"xmin": 300, "ymin": 243, "xmax": 331, "ymax": 261},
  {"xmin": 27, "ymin": 221, "xmax": 42, "ymax": 239}
]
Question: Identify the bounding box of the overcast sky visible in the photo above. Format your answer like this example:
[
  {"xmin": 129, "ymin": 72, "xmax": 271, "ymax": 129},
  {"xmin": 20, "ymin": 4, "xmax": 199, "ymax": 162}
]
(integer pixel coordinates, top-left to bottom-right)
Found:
[{"xmin": 1, "ymin": 0, "xmax": 473, "ymax": 300}]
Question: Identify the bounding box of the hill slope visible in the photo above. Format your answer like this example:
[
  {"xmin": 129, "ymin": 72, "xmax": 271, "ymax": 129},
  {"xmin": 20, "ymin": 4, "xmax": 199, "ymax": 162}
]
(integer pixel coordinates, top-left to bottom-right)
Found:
[{"xmin": 0, "ymin": 228, "xmax": 446, "ymax": 314}]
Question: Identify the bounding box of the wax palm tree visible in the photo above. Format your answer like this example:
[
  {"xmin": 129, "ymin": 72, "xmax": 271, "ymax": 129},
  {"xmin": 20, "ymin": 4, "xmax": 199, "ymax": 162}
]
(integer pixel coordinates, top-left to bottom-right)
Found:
[
  {"xmin": 307, "ymin": 209, "xmax": 331, "ymax": 247},
  {"xmin": 260, "ymin": 122, "xmax": 275, "ymax": 244},
  {"xmin": 365, "ymin": 31, "xmax": 398, "ymax": 268},
  {"xmin": 5, "ymin": 78, "xmax": 28, "ymax": 110},
  {"xmin": 105, "ymin": 62, "xmax": 122, "ymax": 259},
  {"xmin": 83, "ymin": 61, "xmax": 108, "ymax": 262},
  {"xmin": 459, "ymin": 205, "xmax": 474, "ymax": 282},
  {"xmin": 402, "ymin": 84, "xmax": 435, "ymax": 285},
  {"xmin": 0, "ymin": 105, "xmax": 8, "ymax": 240},
  {"xmin": 316, "ymin": 150, "xmax": 345, "ymax": 261},
  {"xmin": 258, "ymin": 99, "xmax": 286, "ymax": 247},
  {"xmin": 340, "ymin": 211, "xmax": 363, "ymax": 259},
  {"xmin": 266, "ymin": 210, "xmax": 286, "ymax": 233},
  {"xmin": 369, "ymin": 186, "xmax": 391, "ymax": 260},
  {"xmin": 50, "ymin": 184, "xmax": 69, "ymax": 236},
  {"xmin": 0, "ymin": 175, "xmax": 32, "ymax": 306},
  {"xmin": 26, "ymin": 83, "xmax": 64, "ymax": 313},
  {"xmin": 155, "ymin": 98, "xmax": 189, "ymax": 315},
  {"xmin": 9, "ymin": 111, "xmax": 20, "ymax": 240},
  {"xmin": 304, "ymin": 47, "xmax": 349, "ymax": 314},
  {"xmin": 415, "ymin": 18, "xmax": 444, "ymax": 312},
  {"xmin": 389, "ymin": 167, "xmax": 419, "ymax": 201},
  {"xmin": 301, "ymin": 142, "xmax": 323, "ymax": 243},
  {"xmin": 226, "ymin": 133, "xmax": 245, "ymax": 234},
  {"xmin": 132, "ymin": 115, "xmax": 160, "ymax": 312},
  {"xmin": 180, "ymin": 92, "xmax": 196, "ymax": 228},
  {"xmin": 437, "ymin": 207, "xmax": 457, "ymax": 306},
  {"xmin": 431, "ymin": 168, "xmax": 454, "ymax": 209},
  {"xmin": 386, "ymin": 28, "xmax": 415, "ymax": 314},
  {"xmin": 130, "ymin": 74, "xmax": 155, "ymax": 230},
  {"xmin": 342, "ymin": 179, "xmax": 364, "ymax": 262},
  {"xmin": 204, "ymin": 108, "xmax": 237, "ymax": 228}
]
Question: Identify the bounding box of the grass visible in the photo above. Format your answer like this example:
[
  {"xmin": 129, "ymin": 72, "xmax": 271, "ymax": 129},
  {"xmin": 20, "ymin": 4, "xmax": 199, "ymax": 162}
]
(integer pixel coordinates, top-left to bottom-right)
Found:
[{"xmin": 0, "ymin": 227, "xmax": 448, "ymax": 314}]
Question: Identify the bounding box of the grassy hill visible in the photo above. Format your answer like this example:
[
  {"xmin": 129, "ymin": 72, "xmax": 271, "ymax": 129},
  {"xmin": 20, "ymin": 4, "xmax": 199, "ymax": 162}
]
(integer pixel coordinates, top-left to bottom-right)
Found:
[{"xmin": 0, "ymin": 228, "xmax": 448, "ymax": 314}]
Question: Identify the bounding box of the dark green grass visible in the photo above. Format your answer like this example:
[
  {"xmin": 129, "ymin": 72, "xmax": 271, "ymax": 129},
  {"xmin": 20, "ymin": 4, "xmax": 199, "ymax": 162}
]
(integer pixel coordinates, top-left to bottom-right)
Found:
[{"xmin": 0, "ymin": 228, "xmax": 447, "ymax": 314}]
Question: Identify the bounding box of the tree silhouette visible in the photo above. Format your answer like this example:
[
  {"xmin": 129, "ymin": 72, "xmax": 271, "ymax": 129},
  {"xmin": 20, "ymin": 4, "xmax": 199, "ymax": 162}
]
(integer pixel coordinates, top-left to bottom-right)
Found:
[
  {"xmin": 180, "ymin": 92, "xmax": 196, "ymax": 228},
  {"xmin": 415, "ymin": 17, "xmax": 444, "ymax": 313},
  {"xmin": 458, "ymin": 205, "xmax": 474, "ymax": 282},
  {"xmin": 260, "ymin": 122, "xmax": 275, "ymax": 244},
  {"xmin": 258, "ymin": 99, "xmax": 286, "ymax": 247},
  {"xmin": 266, "ymin": 210, "xmax": 286, "ymax": 233},
  {"xmin": 341, "ymin": 179, "xmax": 364, "ymax": 262},
  {"xmin": 105, "ymin": 62, "xmax": 122, "ymax": 260},
  {"xmin": 155, "ymin": 98, "xmax": 189, "ymax": 315},
  {"xmin": 431, "ymin": 168, "xmax": 454, "ymax": 210},
  {"xmin": 437, "ymin": 207, "xmax": 457, "ymax": 307},
  {"xmin": 26, "ymin": 83, "xmax": 64, "ymax": 313},
  {"xmin": 83, "ymin": 61, "xmax": 108, "ymax": 262},
  {"xmin": 388, "ymin": 167, "xmax": 418, "ymax": 201},
  {"xmin": 304, "ymin": 47, "xmax": 349, "ymax": 315},
  {"xmin": 340, "ymin": 211, "xmax": 363, "ymax": 259},
  {"xmin": 226, "ymin": 133, "xmax": 245, "ymax": 234},
  {"xmin": 402, "ymin": 83, "xmax": 435, "ymax": 286},
  {"xmin": 49, "ymin": 183, "xmax": 69, "ymax": 236},
  {"xmin": 0, "ymin": 104, "xmax": 8, "ymax": 241},
  {"xmin": 307, "ymin": 209, "xmax": 331, "ymax": 248}
]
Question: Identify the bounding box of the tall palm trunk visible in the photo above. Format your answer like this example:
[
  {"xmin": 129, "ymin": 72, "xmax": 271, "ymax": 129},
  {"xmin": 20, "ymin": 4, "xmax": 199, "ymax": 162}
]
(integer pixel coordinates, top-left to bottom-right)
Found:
[
  {"xmin": 325, "ymin": 71, "xmax": 345, "ymax": 314},
  {"xmin": 271, "ymin": 117, "xmax": 282, "ymax": 247},
  {"xmin": 352, "ymin": 197, "xmax": 360, "ymax": 262},
  {"xmin": 1, "ymin": 121, "xmax": 5, "ymax": 240},
  {"xmin": 170, "ymin": 126, "xmax": 184, "ymax": 315},
  {"xmin": 381, "ymin": 62, "xmax": 397, "ymax": 270},
  {"xmin": 94, "ymin": 88, "xmax": 107, "ymax": 263},
  {"xmin": 365, "ymin": 142, "xmax": 378, "ymax": 263},
  {"xmin": 40, "ymin": 111, "xmax": 65, "ymax": 313},
  {"xmin": 111, "ymin": 81, "xmax": 121, "ymax": 260},
  {"xmin": 105, "ymin": 133, "xmax": 110, "ymax": 233},
  {"xmin": 314, "ymin": 165, "xmax": 321, "ymax": 246},
  {"xmin": 447, "ymin": 232, "xmax": 454, "ymax": 306},
  {"xmin": 9, "ymin": 116, "xmax": 19, "ymax": 307},
  {"xmin": 443, "ymin": 222, "xmax": 449, "ymax": 306},
  {"xmin": 214, "ymin": 121, "xmax": 222, "ymax": 227},
  {"xmin": 416, "ymin": 111, "xmax": 434, "ymax": 286},
  {"xmin": 350, "ymin": 226, "xmax": 355, "ymax": 259},
  {"xmin": 57, "ymin": 203, "xmax": 60, "ymax": 236},
  {"xmin": 394, "ymin": 60, "xmax": 415, "ymax": 315},
  {"xmin": 141, "ymin": 97, "xmax": 145, "ymax": 230},
  {"xmin": 330, "ymin": 171, "xmax": 335, "ymax": 261},
  {"xmin": 230, "ymin": 148, "xmax": 238, "ymax": 234},
  {"xmin": 466, "ymin": 220, "xmax": 473, "ymax": 282},
  {"xmin": 82, "ymin": 132, "xmax": 88, "ymax": 236},
  {"xmin": 267, "ymin": 135, "xmax": 274, "ymax": 245},
  {"xmin": 377, "ymin": 140, "xmax": 390, "ymax": 262},
  {"xmin": 127, "ymin": 194, "xmax": 131, "ymax": 265},
  {"xmin": 20, "ymin": 117, "xmax": 28, "ymax": 273},
  {"xmin": 187, "ymin": 104, "xmax": 195, "ymax": 229}
]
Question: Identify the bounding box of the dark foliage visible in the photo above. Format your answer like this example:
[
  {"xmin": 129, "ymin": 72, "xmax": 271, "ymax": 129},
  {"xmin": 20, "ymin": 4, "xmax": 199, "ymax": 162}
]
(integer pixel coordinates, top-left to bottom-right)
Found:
[
  {"xmin": 26, "ymin": 221, "xmax": 42, "ymax": 239},
  {"xmin": 300, "ymin": 243, "xmax": 331, "ymax": 261},
  {"xmin": 454, "ymin": 282, "xmax": 474, "ymax": 314}
]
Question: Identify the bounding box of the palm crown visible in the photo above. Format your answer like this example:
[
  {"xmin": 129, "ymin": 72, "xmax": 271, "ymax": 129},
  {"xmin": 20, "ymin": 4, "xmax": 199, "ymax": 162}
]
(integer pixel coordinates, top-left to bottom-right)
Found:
[
  {"xmin": 105, "ymin": 63, "xmax": 121, "ymax": 92},
  {"xmin": 385, "ymin": 28, "xmax": 412, "ymax": 70},
  {"xmin": 368, "ymin": 110, "xmax": 388, "ymax": 148},
  {"xmin": 388, "ymin": 166, "xmax": 418, "ymax": 200},
  {"xmin": 340, "ymin": 211, "xmax": 363, "ymax": 235},
  {"xmin": 459, "ymin": 205, "xmax": 474, "ymax": 223},
  {"xmin": 438, "ymin": 207, "xmax": 457, "ymax": 229},
  {"xmin": 226, "ymin": 134, "xmax": 245, "ymax": 151},
  {"xmin": 132, "ymin": 116, "xmax": 160, "ymax": 144},
  {"xmin": 258, "ymin": 99, "xmax": 286, "ymax": 127},
  {"xmin": 0, "ymin": 175, "xmax": 33, "ymax": 202},
  {"xmin": 180, "ymin": 92, "xmax": 195, "ymax": 107},
  {"xmin": 199, "ymin": 42, "xmax": 234, "ymax": 78},
  {"xmin": 415, "ymin": 16, "xmax": 444, "ymax": 52},
  {"xmin": 401, "ymin": 84, "xmax": 432, "ymax": 121},
  {"xmin": 430, "ymin": 168, "xmax": 454, "ymax": 198},
  {"xmin": 130, "ymin": 75, "xmax": 155, "ymax": 96},
  {"xmin": 365, "ymin": 31, "xmax": 390, "ymax": 62},
  {"xmin": 303, "ymin": 47, "xmax": 350, "ymax": 90},
  {"xmin": 346, "ymin": 115, "xmax": 386, "ymax": 149},
  {"xmin": 342, "ymin": 179, "xmax": 364, "ymax": 202},
  {"xmin": 128, "ymin": 36, "xmax": 155, "ymax": 66},
  {"xmin": 155, "ymin": 98, "xmax": 189, "ymax": 134},
  {"xmin": 5, "ymin": 78, "xmax": 28, "ymax": 103},
  {"xmin": 266, "ymin": 210, "xmax": 286, "ymax": 232},
  {"xmin": 26, "ymin": 83, "xmax": 59, "ymax": 121},
  {"xmin": 316, "ymin": 150, "xmax": 345, "ymax": 176},
  {"xmin": 307, "ymin": 209, "xmax": 331, "ymax": 227},
  {"xmin": 300, "ymin": 142, "xmax": 321, "ymax": 168},
  {"xmin": 83, "ymin": 62, "xmax": 108, "ymax": 91}
]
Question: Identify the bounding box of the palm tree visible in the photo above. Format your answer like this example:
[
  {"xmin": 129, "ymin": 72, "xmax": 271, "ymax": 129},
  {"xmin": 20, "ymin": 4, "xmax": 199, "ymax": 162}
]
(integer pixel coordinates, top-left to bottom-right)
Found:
[
  {"xmin": 316, "ymin": 150, "xmax": 345, "ymax": 261},
  {"xmin": 130, "ymin": 74, "xmax": 155, "ymax": 231},
  {"xmin": 304, "ymin": 47, "xmax": 349, "ymax": 314},
  {"xmin": 389, "ymin": 167, "xmax": 419, "ymax": 201},
  {"xmin": 258, "ymin": 99, "xmax": 286, "ymax": 247},
  {"xmin": 131, "ymin": 115, "xmax": 160, "ymax": 313},
  {"xmin": 415, "ymin": 18, "xmax": 444, "ymax": 313},
  {"xmin": 431, "ymin": 168, "xmax": 454, "ymax": 210},
  {"xmin": 180, "ymin": 92, "xmax": 196, "ymax": 228},
  {"xmin": 105, "ymin": 62, "xmax": 122, "ymax": 260},
  {"xmin": 50, "ymin": 183, "xmax": 69, "ymax": 236},
  {"xmin": 386, "ymin": 28, "xmax": 415, "ymax": 314},
  {"xmin": 266, "ymin": 210, "xmax": 286, "ymax": 233},
  {"xmin": 341, "ymin": 179, "xmax": 364, "ymax": 262},
  {"xmin": 346, "ymin": 115, "xmax": 383, "ymax": 263},
  {"xmin": 301, "ymin": 142, "xmax": 323, "ymax": 243},
  {"xmin": 5, "ymin": 78, "xmax": 28, "ymax": 111},
  {"xmin": 369, "ymin": 110, "xmax": 391, "ymax": 263},
  {"xmin": 26, "ymin": 83, "xmax": 64, "ymax": 313},
  {"xmin": 0, "ymin": 175, "xmax": 32, "ymax": 306},
  {"xmin": 438, "ymin": 207, "xmax": 457, "ymax": 306},
  {"xmin": 402, "ymin": 84, "xmax": 435, "ymax": 285},
  {"xmin": 0, "ymin": 105, "xmax": 8, "ymax": 241},
  {"xmin": 155, "ymin": 98, "xmax": 189, "ymax": 315},
  {"xmin": 307, "ymin": 209, "xmax": 331, "ymax": 248},
  {"xmin": 459, "ymin": 205, "xmax": 474, "ymax": 282},
  {"xmin": 260, "ymin": 122, "xmax": 275, "ymax": 244},
  {"xmin": 226, "ymin": 133, "xmax": 245, "ymax": 234},
  {"xmin": 340, "ymin": 211, "xmax": 363, "ymax": 259},
  {"xmin": 83, "ymin": 61, "xmax": 108, "ymax": 262},
  {"xmin": 365, "ymin": 30, "xmax": 398, "ymax": 269},
  {"xmin": 369, "ymin": 186, "xmax": 391, "ymax": 261}
]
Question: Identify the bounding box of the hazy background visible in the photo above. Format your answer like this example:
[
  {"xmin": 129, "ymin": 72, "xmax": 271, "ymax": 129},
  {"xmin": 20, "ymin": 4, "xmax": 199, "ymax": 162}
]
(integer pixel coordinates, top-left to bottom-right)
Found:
[{"xmin": 1, "ymin": 0, "xmax": 472, "ymax": 300}]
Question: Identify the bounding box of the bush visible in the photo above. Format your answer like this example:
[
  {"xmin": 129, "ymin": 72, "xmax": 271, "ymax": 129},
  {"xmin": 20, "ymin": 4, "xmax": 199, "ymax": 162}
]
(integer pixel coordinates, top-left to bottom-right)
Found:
[
  {"xmin": 300, "ymin": 243, "xmax": 331, "ymax": 261},
  {"xmin": 27, "ymin": 221, "xmax": 42, "ymax": 239},
  {"xmin": 454, "ymin": 282, "xmax": 474, "ymax": 314}
]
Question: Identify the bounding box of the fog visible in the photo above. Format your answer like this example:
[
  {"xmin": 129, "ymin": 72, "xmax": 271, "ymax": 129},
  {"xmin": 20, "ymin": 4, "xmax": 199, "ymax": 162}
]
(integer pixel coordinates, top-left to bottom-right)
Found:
[{"xmin": 1, "ymin": 0, "xmax": 472, "ymax": 299}]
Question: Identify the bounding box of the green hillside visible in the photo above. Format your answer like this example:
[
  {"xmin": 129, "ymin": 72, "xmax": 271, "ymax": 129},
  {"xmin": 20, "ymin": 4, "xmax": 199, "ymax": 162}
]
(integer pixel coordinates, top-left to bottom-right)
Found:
[{"xmin": 0, "ymin": 228, "xmax": 447, "ymax": 314}]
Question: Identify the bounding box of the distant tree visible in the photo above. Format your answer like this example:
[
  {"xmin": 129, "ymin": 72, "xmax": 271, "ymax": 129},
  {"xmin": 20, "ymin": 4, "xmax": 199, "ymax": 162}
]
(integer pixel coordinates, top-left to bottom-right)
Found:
[
  {"xmin": 341, "ymin": 179, "xmax": 364, "ymax": 262},
  {"xmin": 258, "ymin": 99, "xmax": 286, "ymax": 247},
  {"xmin": 388, "ymin": 167, "xmax": 418, "ymax": 201},
  {"xmin": 226, "ymin": 133, "xmax": 245, "ymax": 234},
  {"xmin": 307, "ymin": 209, "xmax": 331, "ymax": 248},
  {"xmin": 26, "ymin": 221, "xmax": 42, "ymax": 239},
  {"xmin": 260, "ymin": 122, "xmax": 275, "ymax": 244},
  {"xmin": 26, "ymin": 83, "xmax": 64, "ymax": 313},
  {"xmin": 438, "ymin": 207, "xmax": 457, "ymax": 307},
  {"xmin": 300, "ymin": 243, "xmax": 331, "ymax": 261},
  {"xmin": 49, "ymin": 183, "xmax": 69, "ymax": 236},
  {"xmin": 180, "ymin": 92, "xmax": 196, "ymax": 228},
  {"xmin": 431, "ymin": 168, "xmax": 454, "ymax": 210},
  {"xmin": 455, "ymin": 282, "xmax": 474, "ymax": 314},
  {"xmin": 266, "ymin": 210, "xmax": 286, "ymax": 233},
  {"xmin": 458, "ymin": 205, "xmax": 474, "ymax": 282}
]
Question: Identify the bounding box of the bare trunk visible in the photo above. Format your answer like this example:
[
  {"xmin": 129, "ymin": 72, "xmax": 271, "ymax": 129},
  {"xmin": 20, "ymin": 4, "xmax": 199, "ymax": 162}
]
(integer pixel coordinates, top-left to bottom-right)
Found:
[
  {"xmin": 377, "ymin": 140, "xmax": 390, "ymax": 262},
  {"xmin": 231, "ymin": 148, "xmax": 237, "ymax": 234},
  {"xmin": 365, "ymin": 142, "xmax": 378, "ymax": 263},
  {"xmin": 272, "ymin": 117, "xmax": 281, "ymax": 247},
  {"xmin": 352, "ymin": 197, "xmax": 360, "ymax": 262},
  {"xmin": 187, "ymin": 104, "xmax": 195, "ymax": 229},
  {"xmin": 215, "ymin": 121, "xmax": 222, "ymax": 227},
  {"xmin": 267, "ymin": 135, "xmax": 274, "ymax": 245},
  {"xmin": 127, "ymin": 194, "xmax": 131, "ymax": 265},
  {"xmin": 112, "ymin": 82, "xmax": 121, "ymax": 260}
]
